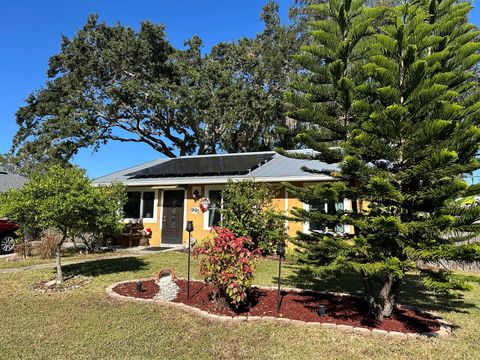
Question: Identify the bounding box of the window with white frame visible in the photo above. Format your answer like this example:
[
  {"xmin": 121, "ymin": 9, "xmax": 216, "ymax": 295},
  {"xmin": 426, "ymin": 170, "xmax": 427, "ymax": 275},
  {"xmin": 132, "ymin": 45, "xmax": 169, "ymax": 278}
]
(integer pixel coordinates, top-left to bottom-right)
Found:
[
  {"xmin": 123, "ymin": 191, "xmax": 156, "ymax": 220},
  {"xmin": 204, "ymin": 189, "xmax": 223, "ymax": 229},
  {"xmin": 308, "ymin": 200, "xmax": 345, "ymax": 233}
]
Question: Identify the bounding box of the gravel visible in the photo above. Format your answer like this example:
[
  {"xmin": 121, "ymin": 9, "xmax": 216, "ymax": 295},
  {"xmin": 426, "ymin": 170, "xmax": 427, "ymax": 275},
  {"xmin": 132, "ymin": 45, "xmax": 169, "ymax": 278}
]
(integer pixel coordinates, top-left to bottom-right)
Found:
[{"xmin": 155, "ymin": 276, "xmax": 180, "ymax": 302}]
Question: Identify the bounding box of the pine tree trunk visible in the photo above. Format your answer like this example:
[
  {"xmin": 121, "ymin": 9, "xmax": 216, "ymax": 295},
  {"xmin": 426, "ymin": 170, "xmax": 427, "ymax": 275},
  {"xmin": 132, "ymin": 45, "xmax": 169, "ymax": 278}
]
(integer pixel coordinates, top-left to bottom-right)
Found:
[
  {"xmin": 360, "ymin": 270, "xmax": 377, "ymax": 316},
  {"xmin": 374, "ymin": 273, "xmax": 402, "ymax": 321},
  {"xmin": 361, "ymin": 271, "xmax": 402, "ymax": 322}
]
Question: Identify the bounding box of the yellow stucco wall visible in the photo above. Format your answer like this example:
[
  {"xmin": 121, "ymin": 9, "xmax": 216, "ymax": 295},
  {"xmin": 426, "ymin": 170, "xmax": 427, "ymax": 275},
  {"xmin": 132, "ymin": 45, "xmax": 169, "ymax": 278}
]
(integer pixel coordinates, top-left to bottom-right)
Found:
[
  {"xmin": 286, "ymin": 182, "xmax": 305, "ymax": 237},
  {"xmin": 184, "ymin": 184, "xmax": 213, "ymax": 245},
  {"xmin": 129, "ymin": 181, "xmax": 330, "ymax": 247},
  {"xmin": 143, "ymin": 189, "xmax": 162, "ymax": 247}
]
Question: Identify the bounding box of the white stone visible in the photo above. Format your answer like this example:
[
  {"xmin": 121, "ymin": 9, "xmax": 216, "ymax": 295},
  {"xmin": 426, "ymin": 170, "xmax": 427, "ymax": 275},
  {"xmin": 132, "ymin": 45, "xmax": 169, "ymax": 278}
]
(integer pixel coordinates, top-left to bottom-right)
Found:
[{"xmin": 155, "ymin": 277, "xmax": 180, "ymax": 302}]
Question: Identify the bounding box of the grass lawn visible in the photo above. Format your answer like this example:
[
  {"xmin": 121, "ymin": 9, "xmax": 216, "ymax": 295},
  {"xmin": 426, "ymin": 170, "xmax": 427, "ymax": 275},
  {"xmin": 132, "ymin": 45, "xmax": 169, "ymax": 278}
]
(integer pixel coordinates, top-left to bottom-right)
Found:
[
  {"xmin": 0, "ymin": 251, "xmax": 479, "ymax": 360},
  {"xmin": 0, "ymin": 249, "xmax": 133, "ymax": 270}
]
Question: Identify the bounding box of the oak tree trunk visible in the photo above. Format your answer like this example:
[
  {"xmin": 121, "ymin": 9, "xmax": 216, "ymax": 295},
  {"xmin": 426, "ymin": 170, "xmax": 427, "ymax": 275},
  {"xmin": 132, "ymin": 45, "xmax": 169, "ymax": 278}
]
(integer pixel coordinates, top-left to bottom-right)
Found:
[
  {"xmin": 55, "ymin": 244, "xmax": 63, "ymax": 284},
  {"xmin": 55, "ymin": 234, "xmax": 67, "ymax": 284}
]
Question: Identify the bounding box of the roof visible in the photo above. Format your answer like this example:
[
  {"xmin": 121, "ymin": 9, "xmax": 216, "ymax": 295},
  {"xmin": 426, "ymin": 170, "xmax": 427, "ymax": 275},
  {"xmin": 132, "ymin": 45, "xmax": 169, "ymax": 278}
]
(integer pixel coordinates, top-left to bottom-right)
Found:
[
  {"xmin": 93, "ymin": 150, "xmax": 339, "ymax": 186},
  {"xmin": 0, "ymin": 167, "xmax": 28, "ymax": 193}
]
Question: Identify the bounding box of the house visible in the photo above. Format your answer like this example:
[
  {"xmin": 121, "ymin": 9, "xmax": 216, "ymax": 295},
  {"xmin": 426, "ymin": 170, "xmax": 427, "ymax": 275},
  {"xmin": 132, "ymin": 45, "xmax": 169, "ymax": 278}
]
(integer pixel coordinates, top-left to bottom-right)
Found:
[
  {"xmin": 0, "ymin": 167, "xmax": 28, "ymax": 193},
  {"xmin": 93, "ymin": 150, "xmax": 350, "ymax": 247}
]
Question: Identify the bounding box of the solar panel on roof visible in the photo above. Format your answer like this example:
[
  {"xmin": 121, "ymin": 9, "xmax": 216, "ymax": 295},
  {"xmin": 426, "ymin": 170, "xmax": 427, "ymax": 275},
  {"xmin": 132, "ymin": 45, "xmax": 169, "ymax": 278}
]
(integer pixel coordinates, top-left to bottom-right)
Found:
[{"xmin": 126, "ymin": 153, "xmax": 275, "ymax": 179}]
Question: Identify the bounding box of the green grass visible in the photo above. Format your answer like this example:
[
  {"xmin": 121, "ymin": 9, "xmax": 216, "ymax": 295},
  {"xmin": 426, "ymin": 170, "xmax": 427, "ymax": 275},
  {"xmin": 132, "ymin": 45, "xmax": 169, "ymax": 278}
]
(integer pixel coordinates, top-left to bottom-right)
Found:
[
  {"xmin": 0, "ymin": 249, "xmax": 131, "ymax": 270},
  {"xmin": 0, "ymin": 251, "xmax": 479, "ymax": 359}
]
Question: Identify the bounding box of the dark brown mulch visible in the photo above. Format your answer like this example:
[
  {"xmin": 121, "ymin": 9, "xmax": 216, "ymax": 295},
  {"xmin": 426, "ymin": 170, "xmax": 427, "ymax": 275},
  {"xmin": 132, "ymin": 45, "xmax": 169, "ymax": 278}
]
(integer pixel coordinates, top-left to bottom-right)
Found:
[{"xmin": 112, "ymin": 279, "xmax": 441, "ymax": 334}]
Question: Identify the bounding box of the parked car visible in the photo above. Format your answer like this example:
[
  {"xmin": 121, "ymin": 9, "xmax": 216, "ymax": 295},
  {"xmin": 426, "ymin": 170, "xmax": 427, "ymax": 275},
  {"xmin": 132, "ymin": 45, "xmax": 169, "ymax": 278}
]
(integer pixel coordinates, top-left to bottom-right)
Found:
[{"xmin": 0, "ymin": 220, "xmax": 19, "ymax": 254}]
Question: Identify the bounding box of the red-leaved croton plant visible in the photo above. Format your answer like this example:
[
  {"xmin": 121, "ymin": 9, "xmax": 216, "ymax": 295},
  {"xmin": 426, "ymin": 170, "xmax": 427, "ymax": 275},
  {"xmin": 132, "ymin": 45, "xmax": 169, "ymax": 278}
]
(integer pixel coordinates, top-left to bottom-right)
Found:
[{"xmin": 193, "ymin": 227, "xmax": 260, "ymax": 309}]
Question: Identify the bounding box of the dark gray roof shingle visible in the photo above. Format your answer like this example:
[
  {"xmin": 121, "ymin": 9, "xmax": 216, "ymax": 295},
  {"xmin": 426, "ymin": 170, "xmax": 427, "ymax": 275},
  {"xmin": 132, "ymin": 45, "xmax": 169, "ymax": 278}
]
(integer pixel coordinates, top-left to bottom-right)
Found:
[{"xmin": 0, "ymin": 168, "xmax": 28, "ymax": 193}]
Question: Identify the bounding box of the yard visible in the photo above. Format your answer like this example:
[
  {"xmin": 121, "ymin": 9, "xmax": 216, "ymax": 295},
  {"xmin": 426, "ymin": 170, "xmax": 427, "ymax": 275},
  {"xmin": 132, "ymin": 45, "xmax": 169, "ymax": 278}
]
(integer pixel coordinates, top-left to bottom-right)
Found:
[
  {"xmin": 1, "ymin": 251, "xmax": 479, "ymax": 359},
  {"xmin": 0, "ymin": 249, "xmax": 133, "ymax": 270}
]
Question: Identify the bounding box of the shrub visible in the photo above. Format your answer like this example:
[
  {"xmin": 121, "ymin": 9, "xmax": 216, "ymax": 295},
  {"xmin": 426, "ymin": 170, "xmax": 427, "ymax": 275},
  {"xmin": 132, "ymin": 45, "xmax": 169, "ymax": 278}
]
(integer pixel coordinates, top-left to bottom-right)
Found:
[
  {"xmin": 193, "ymin": 228, "xmax": 260, "ymax": 309},
  {"xmin": 38, "ymin": 234, "xmax": 58, "ymax": 259},
  {"xmin": 14, "ymin": 240, "xmax": 32, "ymax": 258},
  {"xmin": 221, "ymin": 179, "xmax": 286, "ymax": 254},
  {"xmin": 0, "ymin": 165, "xmax": 126, "ymax": 284}
]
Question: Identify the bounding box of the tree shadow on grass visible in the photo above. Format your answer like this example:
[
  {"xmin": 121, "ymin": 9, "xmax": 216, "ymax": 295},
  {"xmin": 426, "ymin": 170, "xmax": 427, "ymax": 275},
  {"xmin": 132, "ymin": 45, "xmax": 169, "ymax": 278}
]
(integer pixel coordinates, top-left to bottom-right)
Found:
[
  {"xmin": 61, "ymin": 256, "xmax": 148, "ymax": 278},
  {"xmin": 280, "ymin": 265, "xmax": 364, "ymax": 295},
  {"xmin": 281, "ymin": 265, "xmax": 477, "ymax": 315},
  {"xmin": 398, "ymin": 273, "xmax": 476, "ymax": 314}
]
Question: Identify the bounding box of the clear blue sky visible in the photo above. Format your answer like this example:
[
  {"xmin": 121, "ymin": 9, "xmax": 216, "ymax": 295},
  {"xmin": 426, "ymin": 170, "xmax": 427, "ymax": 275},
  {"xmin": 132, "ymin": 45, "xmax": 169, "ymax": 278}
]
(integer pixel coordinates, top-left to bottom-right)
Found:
[{"xmin": 1, "ymin": 1, "xmax": 479, "ymax": 179}]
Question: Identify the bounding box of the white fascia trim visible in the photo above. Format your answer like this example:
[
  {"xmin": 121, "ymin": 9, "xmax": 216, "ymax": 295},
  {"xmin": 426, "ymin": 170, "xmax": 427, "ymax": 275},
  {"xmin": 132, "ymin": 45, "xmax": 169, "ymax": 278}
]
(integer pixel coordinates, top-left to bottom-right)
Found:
[{"xmin": 95, "ymin": 175, "xmax": 334, "ymax": 187}]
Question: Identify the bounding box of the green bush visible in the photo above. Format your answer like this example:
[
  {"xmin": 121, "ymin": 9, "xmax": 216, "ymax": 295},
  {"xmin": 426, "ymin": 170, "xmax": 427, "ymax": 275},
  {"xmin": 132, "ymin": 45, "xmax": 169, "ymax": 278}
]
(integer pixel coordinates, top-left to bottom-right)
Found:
[{"xmin": 221, "ymin": 179, "xmax": 286, "ymax": 254}]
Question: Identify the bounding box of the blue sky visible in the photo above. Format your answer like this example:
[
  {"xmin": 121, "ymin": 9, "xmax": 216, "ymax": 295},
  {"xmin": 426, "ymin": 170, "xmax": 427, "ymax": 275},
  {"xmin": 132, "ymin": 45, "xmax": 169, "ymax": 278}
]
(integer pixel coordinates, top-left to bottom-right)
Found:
[{"xmin": 1, "ymin": 1, "xmax": 479, "ymax": 179}]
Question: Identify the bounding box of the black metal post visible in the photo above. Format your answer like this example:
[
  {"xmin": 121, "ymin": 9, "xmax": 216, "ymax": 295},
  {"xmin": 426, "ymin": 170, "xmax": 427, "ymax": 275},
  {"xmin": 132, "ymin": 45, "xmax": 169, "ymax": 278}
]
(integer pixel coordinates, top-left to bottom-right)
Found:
[
  {"xmin": 276, "ymin": 240, "xmax": 285, "ymax": 314},
  {"xmin": 186, "ymin": 220, "xmax": 194, "ymax": 301},
  {"xmin": 187, "ymin": 231, "xmax": 191, "ymax": 301},
  {"xmin": 277, "ymin": 253, "xmax": 282, "ymax": 314}
]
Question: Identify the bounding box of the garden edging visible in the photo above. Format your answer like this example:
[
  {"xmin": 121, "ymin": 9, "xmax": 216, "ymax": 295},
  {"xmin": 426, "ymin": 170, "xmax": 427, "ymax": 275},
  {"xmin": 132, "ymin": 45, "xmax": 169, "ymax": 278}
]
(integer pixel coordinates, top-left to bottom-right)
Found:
[{"xmin": 106, "ymin": 278, "xmax": 452, "ymax": 339}]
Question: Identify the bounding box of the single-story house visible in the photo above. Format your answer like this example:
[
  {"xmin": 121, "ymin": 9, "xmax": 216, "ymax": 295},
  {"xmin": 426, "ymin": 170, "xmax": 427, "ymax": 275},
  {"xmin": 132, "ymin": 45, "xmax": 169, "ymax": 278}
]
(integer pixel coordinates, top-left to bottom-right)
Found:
[
  {"xmin": 0, "ymin": 167, "xmax": 28, "ymax": 193},
  {"xmin": 93, "ymin": 150, "xmax": 350, "ymax": 247}
]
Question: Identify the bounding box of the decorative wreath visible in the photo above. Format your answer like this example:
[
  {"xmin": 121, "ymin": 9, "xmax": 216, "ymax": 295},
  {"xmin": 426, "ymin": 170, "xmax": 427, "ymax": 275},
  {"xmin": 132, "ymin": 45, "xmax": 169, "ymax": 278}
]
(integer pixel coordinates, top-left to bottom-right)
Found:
[{"xmin": 199, "ymin": 197, "xmax": 211, "ymax": 213}]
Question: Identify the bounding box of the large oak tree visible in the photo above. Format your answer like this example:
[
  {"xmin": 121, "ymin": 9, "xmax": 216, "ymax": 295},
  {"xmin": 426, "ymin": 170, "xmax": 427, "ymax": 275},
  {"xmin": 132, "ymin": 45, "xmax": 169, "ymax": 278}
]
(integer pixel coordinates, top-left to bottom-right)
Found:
[{"xmin": 11, "ymin": 2, "xmax": 300, "ymax": 173}]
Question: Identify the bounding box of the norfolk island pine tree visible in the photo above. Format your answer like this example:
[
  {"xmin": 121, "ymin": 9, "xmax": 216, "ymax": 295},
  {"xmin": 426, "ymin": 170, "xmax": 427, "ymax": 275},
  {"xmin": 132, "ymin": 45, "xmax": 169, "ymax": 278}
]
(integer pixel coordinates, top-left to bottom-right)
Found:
[{"xmin": 282, "ymin": 0, "xmax": 480, "ymax": 321}]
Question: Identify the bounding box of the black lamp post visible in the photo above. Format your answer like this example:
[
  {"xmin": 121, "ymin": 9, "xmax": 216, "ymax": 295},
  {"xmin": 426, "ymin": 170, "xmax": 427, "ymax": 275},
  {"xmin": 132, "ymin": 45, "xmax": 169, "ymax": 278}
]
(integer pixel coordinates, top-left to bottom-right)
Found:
[
  {"xmin": 276, "ymin": 240, "xmax": 286, "ymax": 314},
  {"xmin": 186, "ymin": 220, "xmax": 194, "ymax": 300}
]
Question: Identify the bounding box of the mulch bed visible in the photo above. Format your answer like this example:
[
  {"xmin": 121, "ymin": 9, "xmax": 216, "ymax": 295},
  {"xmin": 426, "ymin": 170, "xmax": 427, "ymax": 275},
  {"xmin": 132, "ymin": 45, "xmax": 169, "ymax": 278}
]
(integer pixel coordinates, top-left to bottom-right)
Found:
[{"xmin": 112, "ymin": 279, "xmax": 440, "ymax": 334}]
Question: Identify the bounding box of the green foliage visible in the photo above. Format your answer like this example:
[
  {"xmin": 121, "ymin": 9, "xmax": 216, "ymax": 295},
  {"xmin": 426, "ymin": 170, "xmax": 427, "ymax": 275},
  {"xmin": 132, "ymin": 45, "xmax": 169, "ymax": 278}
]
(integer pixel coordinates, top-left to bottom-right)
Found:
[
  {"xmin": 0, "ymin": 165, "xmax": 126, "ymax": 281},
  {"xmin": 0, "ymin": 165, "xmax": 126, "ymax": 241},
  {"xmin": 193, "ymin": 228, "xmax": 260, "ymax": 308},
  {"xmin": 11, "ymin": 3, "xmax": 301, "ymax": 173},
  {"xmin": 221, "ymin": 179, "xmax": 286, "ymax": 254},
  {"xmin": 286, "ymin": 0, "xmax": 480, "ymax": 320}
]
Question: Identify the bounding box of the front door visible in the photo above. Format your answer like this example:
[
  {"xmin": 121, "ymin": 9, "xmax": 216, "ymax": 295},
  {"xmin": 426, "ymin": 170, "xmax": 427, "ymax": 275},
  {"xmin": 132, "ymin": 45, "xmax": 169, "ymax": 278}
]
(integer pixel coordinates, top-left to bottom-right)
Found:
[{"xmin": 161, "ymin": 190, "xmax": 184, "ymax": 246}]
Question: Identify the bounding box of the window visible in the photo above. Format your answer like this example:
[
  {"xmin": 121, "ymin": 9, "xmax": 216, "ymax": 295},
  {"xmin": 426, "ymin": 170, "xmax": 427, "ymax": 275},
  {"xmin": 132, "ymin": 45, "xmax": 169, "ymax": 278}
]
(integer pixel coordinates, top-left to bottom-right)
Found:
[
  {"xmin": 308, "ymin": 200, "xmax": 345, "ymax": 233},
  {"xmin": 309, "ymin": 202, "xmax": 324, "ymax": 232},
  {"xmin": 124, "ymin": 192, "xmax": 141, "ymax": 219},
  {"xmin": 208, "ymin": 190, "xmax": 222, "ymax": 227},
  {"xmin": 123, "ymin": 191, "xmax": 156, "ymax": 220},
  {"xmin": 142, "ymin": 192, "xmax": 155, "ymax": 219}
]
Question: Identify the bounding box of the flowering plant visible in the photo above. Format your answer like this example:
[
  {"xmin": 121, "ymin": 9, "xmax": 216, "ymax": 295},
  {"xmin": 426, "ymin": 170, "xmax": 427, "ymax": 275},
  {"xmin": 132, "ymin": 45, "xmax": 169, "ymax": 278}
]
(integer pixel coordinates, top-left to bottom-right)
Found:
[
  {"xmin": 199, "ymin": 197, "xmax": 211, "ymax": 213},
  {"xmin": 193, "ymin": 227, "xmax": 260, "ymax": 308}
]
